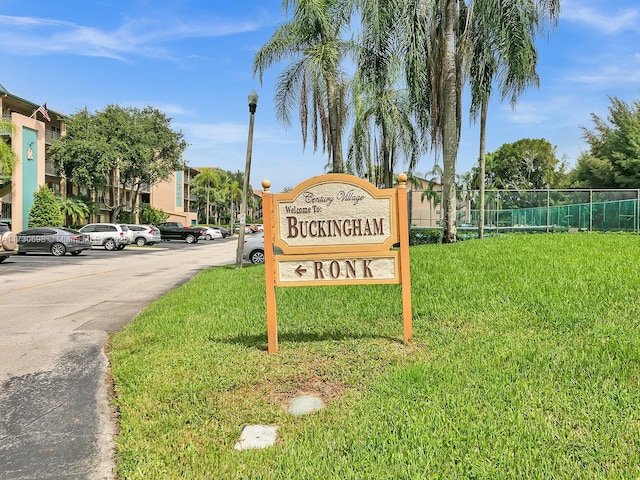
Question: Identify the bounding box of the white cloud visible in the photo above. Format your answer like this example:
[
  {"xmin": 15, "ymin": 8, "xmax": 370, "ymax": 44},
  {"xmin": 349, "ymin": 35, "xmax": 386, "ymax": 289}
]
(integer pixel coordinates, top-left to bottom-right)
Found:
[
  {"xmin": 0, "ymin": 14, "xmax": 262, "ymax": 61},
  {"xmin": 562, "ymin": 5, "xmax": 640, "ymax": 34},
  {"xmin": 569, "ymin": 65, "xmax": 640, "ymax": 86}
]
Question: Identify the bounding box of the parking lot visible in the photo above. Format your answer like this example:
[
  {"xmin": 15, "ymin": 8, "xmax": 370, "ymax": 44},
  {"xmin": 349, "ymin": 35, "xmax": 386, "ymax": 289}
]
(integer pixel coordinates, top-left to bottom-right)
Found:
[
  {"xmin": 0, "ymin": 237, "xmax": 238, "ymax": 480},
  {"xmin": 2, "ymin": 236, "xmax": 227, "ymax": 270}
]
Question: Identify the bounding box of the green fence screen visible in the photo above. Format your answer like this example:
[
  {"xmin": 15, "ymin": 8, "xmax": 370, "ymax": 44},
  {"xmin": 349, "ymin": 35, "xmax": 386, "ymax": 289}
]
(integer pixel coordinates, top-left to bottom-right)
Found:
[{"xmin": 409, "ymin": 189, "xmax": 640, "ymax": 232}]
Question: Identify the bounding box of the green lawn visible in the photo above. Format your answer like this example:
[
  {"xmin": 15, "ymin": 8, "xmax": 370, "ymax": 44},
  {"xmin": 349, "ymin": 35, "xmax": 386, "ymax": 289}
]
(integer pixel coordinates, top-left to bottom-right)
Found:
[{"xmin": 110, "ymin": 233, "xmax": 640, "ymax": 479}]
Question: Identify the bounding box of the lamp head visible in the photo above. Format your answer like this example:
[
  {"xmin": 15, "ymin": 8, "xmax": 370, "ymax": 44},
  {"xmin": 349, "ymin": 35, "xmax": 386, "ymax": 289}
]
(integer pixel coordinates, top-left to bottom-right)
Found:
[{"xmin": 248, "ymin": 90, "xmax": 258, "ymax": 114}]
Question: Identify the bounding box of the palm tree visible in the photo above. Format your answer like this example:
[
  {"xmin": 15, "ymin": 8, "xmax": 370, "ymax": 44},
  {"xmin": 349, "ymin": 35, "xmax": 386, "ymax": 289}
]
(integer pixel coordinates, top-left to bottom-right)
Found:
[
  {"xmin": 390, "ymin": 0, "xmax": 462, "ymax": 242},
  {"xmin": 347, "ymin": 66, "xmax": 424, "ymax": 188},
  {"xmin": 57, "ymin": 196, "xmax": 90, "ymax": 226},
  {"xmin": 227, "ymin": 179, "xmax": 242, "ymax": 232},
  {"xmin": 348, "ymin": 0, "xmax": 425, "ymax": 187},
  {"xmin": 0, "ymin": 120, "xmax": 17, "ymax": 180},
  {"xmin": 468, "ymin": 0, "xmax": 560, "ymax": 238},
  {"xmin": 392, "ymin": 0, "xmax": 560, "ymax": 242},
  {"xmin": 253, "ymin": 0, "xmax": 352, "ymax": 173},
  {"xmin": 193, "ymin": 168, "xmax": 224, "ymax": 224}
]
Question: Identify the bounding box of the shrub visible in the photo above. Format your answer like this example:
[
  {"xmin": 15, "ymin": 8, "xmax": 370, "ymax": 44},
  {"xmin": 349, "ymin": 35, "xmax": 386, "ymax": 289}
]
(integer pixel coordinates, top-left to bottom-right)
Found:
[
  {"xmin": 409, "ymin": 227, "xmax": 443, "ymax": 245},
  {"xmin": 28, "ymin": 185, "xmax": 64, "ymax": 227},
  {"xmin": 116, "ymin": 211, "xmax": 134, "ymax": 224},
  {"xmin": 139, "ymin": 204, "xmax": 169, "ymax": 225}
]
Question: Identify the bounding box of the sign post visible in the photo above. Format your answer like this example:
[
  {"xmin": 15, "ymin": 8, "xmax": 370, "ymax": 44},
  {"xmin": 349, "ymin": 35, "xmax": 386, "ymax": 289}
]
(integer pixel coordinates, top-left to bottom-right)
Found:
[{"xmin": 262, "ymin": 173, "xmax": 412, "ymax": 353}]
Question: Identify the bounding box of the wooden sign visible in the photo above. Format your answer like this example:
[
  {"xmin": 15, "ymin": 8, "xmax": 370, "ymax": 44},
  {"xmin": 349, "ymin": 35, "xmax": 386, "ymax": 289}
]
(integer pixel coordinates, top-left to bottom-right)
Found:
[
  {"xmin": 272, "ymin": 175, "xmax": 397, "ymax": 253},
  {"xmin": 262, "ymin": 173, "xmax": 412, "ymax": 353},
  {"xmin": 276, "ymin": 252, "xmax": 400, "ymax": 286}
]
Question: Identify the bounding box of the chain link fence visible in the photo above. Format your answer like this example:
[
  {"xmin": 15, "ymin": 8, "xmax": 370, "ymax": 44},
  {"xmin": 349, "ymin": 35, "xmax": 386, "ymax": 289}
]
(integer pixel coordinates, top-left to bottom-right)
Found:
[{"xmin": 408, "ymin": 189, "xmax": 640, "ymax": 233}]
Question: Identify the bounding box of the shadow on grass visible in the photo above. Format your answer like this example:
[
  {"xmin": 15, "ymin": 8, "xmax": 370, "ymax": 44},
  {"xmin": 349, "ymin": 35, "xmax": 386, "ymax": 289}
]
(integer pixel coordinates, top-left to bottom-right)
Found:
[{"xmin": 208, "ymin": 330, "xmax": 405, "ymax": 351}]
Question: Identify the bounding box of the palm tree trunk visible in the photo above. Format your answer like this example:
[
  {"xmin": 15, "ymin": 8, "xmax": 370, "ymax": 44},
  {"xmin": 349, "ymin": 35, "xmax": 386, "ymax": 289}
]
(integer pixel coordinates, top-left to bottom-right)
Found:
[
  {"xmin": 326, "ymin": 77, "xmax": 343, "ymax": 173},
  {"xmin": 478, "ymin": 96, "xmax": 487, "ymax": 239},
  {"xmin": 442, "ymin": 0, "xmax": 459, "ymax": 243}
]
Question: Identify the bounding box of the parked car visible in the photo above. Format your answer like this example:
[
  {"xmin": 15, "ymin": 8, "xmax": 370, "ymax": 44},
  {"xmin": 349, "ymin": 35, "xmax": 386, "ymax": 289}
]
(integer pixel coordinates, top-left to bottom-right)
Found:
[
  {"xmin": 79, "ymin": 223, "xmax": 131, "ymax": 251},
  {"xmin": 212, "ymin": 225, "xmax": 231, "ymax": 238},
  {"xmin": 156, "ymin": 222, "xmax": 204, "ymax": 244},
  {"xmin": 234, "ymin": 225, "xmax": 256, "ymax": 235},
  {"xmin": 198, "ymin": 226, "xmax": 223, "ymax": 241},
  {"xmin": 124, "ymin": 224, "xmax": 161, "ymax": 246},
  {"xmin": 118, "ymin": 224, "xmax": 135, "ymax": 248},
  {"xmin": 0, "ymin": 222, "xmax": 18, "ymax": 263},
  {"xmin": 243, "ymin": 232, "xmax": 265, "ymax": 264},
  {"xmin": 16, "ymin": 227, "xmax": 92, "ymax": 256}
]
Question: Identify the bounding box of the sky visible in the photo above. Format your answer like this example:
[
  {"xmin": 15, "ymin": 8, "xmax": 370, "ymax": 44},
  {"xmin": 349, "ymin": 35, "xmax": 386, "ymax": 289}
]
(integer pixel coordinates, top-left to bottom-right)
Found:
[{"xmin": 0, "ymin": 0, "xmax": 639, "ymax": 193}]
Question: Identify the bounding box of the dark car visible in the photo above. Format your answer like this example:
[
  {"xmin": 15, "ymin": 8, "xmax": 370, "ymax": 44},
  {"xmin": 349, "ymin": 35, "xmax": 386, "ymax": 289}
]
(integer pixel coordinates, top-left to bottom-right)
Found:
[
  {"xmin": 17, "ymin": 227, "xmax": 92, "ymax": 256},
  {"xmin": 156, "ymin": 222, "xmax": 204, "ymax": 243}
]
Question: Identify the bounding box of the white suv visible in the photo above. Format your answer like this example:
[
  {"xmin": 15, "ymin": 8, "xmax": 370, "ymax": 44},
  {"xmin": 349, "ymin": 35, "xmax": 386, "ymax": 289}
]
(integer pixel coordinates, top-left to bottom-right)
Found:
[{"xmin": 79, "ymin": 223, "xmax": 131, "ymax": 251}]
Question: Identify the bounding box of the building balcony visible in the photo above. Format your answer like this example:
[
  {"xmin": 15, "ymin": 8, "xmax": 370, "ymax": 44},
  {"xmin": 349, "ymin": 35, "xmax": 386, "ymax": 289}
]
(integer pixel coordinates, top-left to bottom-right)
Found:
[
  {"xmin": 45, "ymin": 161, "xmax": 59, "ymax": 177},
  {"xmin": 45, "ymin": 129, "xmax": 61, "ymax": 145}
]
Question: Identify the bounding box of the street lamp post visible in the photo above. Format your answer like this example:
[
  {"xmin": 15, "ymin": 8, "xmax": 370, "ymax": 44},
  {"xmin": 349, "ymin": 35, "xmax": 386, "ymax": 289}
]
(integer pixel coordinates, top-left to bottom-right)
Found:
[{"xmin": 235, "ymin": 90, "xmax": 258, "ymax": 268}]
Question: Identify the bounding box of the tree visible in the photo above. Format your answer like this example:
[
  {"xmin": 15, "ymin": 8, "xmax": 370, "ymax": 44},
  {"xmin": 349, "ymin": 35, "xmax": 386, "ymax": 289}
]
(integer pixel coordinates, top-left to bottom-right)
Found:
[
  {"xmin": 348, "ymin": 0, "xmax": 426, "ymax": 188},
  {"xmin": 49, "ymin": 108, "xmax": 112, "ymax": 193},
  {"xmin": 0, "ymin": 120, "xmax": 17, "ymax": 180},
  {"xmin": 347, "ymin": 67, "xmax": 424, "ymax": 188},
  {"xmin": 227, "ymin": 178, "xmax": 242, "ymax": 231},
  {"xmin": 569, "ymin": 153, "xmax": 616, "ymax": 188},
  {"xmin": 192, "ymin": 168, "xmax": 227, "ymax": 224},
  {"xmin": 253, "ymin": 0, "xmax": 352, "ymax": 173},
  {"xmin": 467, "ymin": 0, "xmax": 559, "ymax": 238},
  {"xmin": 49, "ymin": 105, "xmax": 186, "ymax": 222},
  {"xmin": 480, "ymin": 138, "xmax": 561, "ymax": 190},
  {"xmin": 389, "ymin": 0, "xmax": 559, "ymax": 242},
  {"xmin": 139, "ymin": 204, "xmax": 169, "ymax": 225},
  {"xmin": 575, "ymin": 96, "xmax": 640, "ymax": 188},
  {"xmin": 420, "ymin": 163, "xmax": 444, "ymax": 213},
  {"xmin": 28, "ymin": 185, "xmax": 64, "ymax": 228},
  {"xmin": 57, "ymin": 196, "xmax": 90, "ymax": 226}
]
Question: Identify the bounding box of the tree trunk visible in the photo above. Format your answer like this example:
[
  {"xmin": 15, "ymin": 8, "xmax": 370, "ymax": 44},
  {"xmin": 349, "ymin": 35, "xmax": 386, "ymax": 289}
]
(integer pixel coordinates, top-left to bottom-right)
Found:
[
  {"xmin": 206, "ymin": 181, "xmax": 210, "ymax": 225},
  {"xmin": 442, "ymin": 0, "xmax": 459, "ymax": 243},
  {"xmin": 131, "ymin": 183, "xmax": 141, "ymax": 224},
  {"xmin": 326, "ymin": 77, "xmax": 343, "ymax": 173},
  {"xmin": 382, "ymin": 123, "xmax": 392, "ymax": 188},
  {"xmin": 478, "ymin": 96, "xmax": 487, "ymax": 239},
  {"xmin": 110, "ymin": 206, "xmax": 121, "ymax": 223}
]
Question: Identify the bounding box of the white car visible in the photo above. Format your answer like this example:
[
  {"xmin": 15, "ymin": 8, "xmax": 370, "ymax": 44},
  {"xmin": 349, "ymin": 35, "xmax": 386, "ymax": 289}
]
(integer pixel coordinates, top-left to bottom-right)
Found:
[
  {"xmin": 119, "ymin": 224, "xmax": 135, "ymax": 246},
  {"xmin": 125, "ymin": 224, "xmax": 161, "ymax": 246},
  {"xmin": 199, "ymin": 226, "xmax": 223, "ymax": 241},
  {"xmin": 79, "ymin": 223, "xmax": 131, "ymax": 251}
]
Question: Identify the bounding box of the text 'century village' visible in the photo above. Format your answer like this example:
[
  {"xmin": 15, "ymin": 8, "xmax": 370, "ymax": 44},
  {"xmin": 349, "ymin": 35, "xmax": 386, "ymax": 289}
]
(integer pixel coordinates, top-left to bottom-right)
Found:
[{"xmin": 283, "ymin": 189, "xmax": 386, "ymax": 239}]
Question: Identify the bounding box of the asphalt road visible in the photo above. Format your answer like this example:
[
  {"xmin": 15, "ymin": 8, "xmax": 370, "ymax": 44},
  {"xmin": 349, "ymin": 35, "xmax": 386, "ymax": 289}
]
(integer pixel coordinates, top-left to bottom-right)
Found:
[{"xmin": 0, "ymin": 238, "xmax": 239, "ymax": 480}]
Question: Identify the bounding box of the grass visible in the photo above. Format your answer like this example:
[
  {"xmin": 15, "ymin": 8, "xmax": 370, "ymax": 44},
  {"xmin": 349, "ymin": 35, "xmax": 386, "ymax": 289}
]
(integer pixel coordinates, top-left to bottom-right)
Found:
[{"xmin": 109, "ymin": 233, "xmax": 640, "ymax": 479}]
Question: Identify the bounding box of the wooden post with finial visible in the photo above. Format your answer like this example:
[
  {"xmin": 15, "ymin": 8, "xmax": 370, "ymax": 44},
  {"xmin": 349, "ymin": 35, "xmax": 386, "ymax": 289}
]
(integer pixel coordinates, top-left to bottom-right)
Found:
[
  {"xmin": 262, "ymin": 179, "xmax": 278, "ymax": 353},
  {"xmin": 396, "ymin": 173, "xmax": 413, "ymax": 344}
]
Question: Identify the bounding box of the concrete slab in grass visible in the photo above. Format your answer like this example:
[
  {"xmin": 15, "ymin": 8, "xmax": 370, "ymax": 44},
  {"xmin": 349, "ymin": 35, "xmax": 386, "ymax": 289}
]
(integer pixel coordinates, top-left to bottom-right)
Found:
[
  {"xmin": 234, "ymin": 425, "xmax": 278, "ymax": 450},
  {"xmin": 288, "ymin": 395, "xmax": 324, "ymax": 415}
]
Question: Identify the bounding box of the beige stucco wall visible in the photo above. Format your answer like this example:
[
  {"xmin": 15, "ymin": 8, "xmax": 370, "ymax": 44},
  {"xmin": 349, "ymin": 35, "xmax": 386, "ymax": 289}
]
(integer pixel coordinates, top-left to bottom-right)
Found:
[{"xmin": 9, "ymin": 113, "xmax": 46, "ymax": 232}]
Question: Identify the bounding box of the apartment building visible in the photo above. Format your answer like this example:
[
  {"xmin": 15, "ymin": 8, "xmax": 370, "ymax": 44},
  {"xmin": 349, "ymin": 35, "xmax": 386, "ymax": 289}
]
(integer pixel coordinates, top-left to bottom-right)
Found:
[
  {"xmin": 0, "ymin": 84, "xmax": 66, "ymax": 231},
  {"xmin": 149, "ymin": 165, "xmax": 199, "ymax": 226},
  {"xmin": 0, "ymin": 85, "xmax": 197, "ymax": 231}
]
